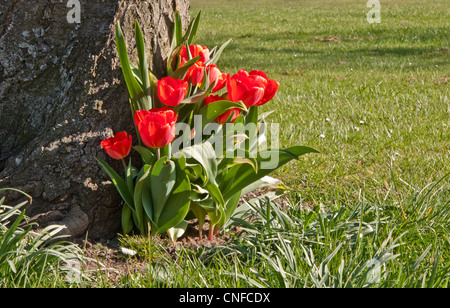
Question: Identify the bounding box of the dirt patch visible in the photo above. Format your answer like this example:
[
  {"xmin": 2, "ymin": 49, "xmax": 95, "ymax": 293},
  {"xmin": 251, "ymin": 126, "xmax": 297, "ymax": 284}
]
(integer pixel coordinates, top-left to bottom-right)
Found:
[
  {"xmin": 316, "ymin": 36, "xmax": 342, "ymax": 43},
  {"xmin": 434, "ymin": 76, "xmax": 449, "ymax": 85},
  {"xmin": 73, "ymin": 219, "xmax": 238, "ymax": 284},
  {"xmin": 425, "ymin": 47, "xmax": 449, "ymax": 56}
]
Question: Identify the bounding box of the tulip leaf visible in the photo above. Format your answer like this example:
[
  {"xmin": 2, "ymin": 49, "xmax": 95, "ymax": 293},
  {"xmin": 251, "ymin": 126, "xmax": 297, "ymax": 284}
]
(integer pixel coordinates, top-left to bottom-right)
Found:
[
  {"xmin": 167, "ymin": 9, "xmax": 185, "ymax": 74},
  {"xmin": 133, "ymin": 146, "xmax": 155, "ymax": 165},
  {"xmin": 122, "ymin": 204, "xmax": 133, "ymax": 234},
  {"xmin": 167, "ymin": 220, "xmax": 189, "ymax": 244},
  {"xmin": 134, "ymin": 164, "xmax": 152, "ymax": 234},
  {"xmin": 187, "ymin": 11, "xmax": 201, "ymax": 45},
  {"xmin": 190, "ymin": 185, "xmax": 216, "ymax": 211},
  {"xmin": 213, "ymin": 190, "xmax": 242, "ymax": 232},
  {"xmin": 198, "ymin": 100, "xmax": 247, "ymax": 131},
  {"xmin": 180, "ymin": 82, "xmax": 215, "ymax": 105},
  {"xmin": 175, "ymin": 10, "xmax": 183, "ymax": 46},
  {"xmin": 240, "ymin": 176, "xmax": 288, "ymax": 196},
  {"xmin": 135, "ymin": 21, "xmax": 152, "ymax": 110},
  {"xmin": 125, "ymin": 158, "xmax": 135, "ymax": 197},
  {"xmin": 181, "ymin": 141, "xmax": 217, "ymax": 186},
  {"xmin": 171, "ymin": 55, "xmax": 201, "ymax": 80},
  {"xmin": 222, "ymin": 146, "xmax": 319, "ymax": 200},
  {"xmin": 156, "ymin": 160, "xmax": 191, "ymax": 234},
  {"xmin": 189, "ymin": 202, "xmax": 208, "ymax": 238},
  {"xmin": 141, "ymin": 172, "xmax": 154, "ymax": 224},
  {"xmin": 206, "ymin": 39, "xmax": 232, "ymax": 66},
  {"xmin": 208, "ymin": 206, "xmax": 224, "ymax": 232},
  {"xmin": 218, "ymin": 148, "xmax": 258, "ymax": 176},
  {"xmin": 115, "ymin": 22, "xmax": 144, "ymax": 103},
  {"xmin": 150, "ymin": 157, "xmax": 177, "ymax": 224},
  {"xmin": 96, "ymin": 157, "xmax": 134, "ymax": 211}
]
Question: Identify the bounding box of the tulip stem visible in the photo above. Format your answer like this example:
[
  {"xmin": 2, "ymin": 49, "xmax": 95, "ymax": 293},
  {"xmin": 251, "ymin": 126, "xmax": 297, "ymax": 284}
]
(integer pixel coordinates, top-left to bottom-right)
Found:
[
  {"xmin": 121, "ymin": 158, "xmax": 127, "ymax": 170},
  {"xmin": 208, "ymin": 225, "xmax": 214, "ymax": 241},
  {"xmin": 156, "ymin": 148, "xmax": 161, "ymax": 160}
]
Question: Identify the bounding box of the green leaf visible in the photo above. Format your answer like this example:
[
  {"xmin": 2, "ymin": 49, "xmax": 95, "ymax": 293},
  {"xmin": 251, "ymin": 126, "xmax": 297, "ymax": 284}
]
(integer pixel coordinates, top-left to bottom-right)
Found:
[
  {"xmin": 150, "ymin": 157, "xmax": 177, "ymax": 224},
  {"xmin": 166, "ymin": 220, "xmax": 189, "ymax": 243},
  {"xmin": 133, "ymin": 146, "xmax": 155, "ymax": 165},
  {"xmin": 115, "ymin": 22, "xmax": 143, "ymax": 102},
  {"xmin": 133, "ymin": 164, "xmax": 152, "ymax": 233},
  {"xmin": 96, "ymin": 157, "xmax": 134, "ymax": 210},
  {"xmin": 243, "ymin": 106, "xmax": 259, "ymax": 152},
  {"xmin": 204, "ymin": 182, "xmax": 226, "ymax": 230},
  {"xmin": 187, "ymin": 11, "xmax": 202, "ymax": 45},
  {"xmin": 206, "ymin": 39, "xmax": 232, "ymax": 66},
  {"xmin": 121, "ymin": 204, "xmax": 133, "ymax": 234},
  {"xmin": 181, "ymin": 141, "xmax": 217, "ymax": 186},
  {"xmin": 171, "ymin": 55, "xmax": 201, "ymax": 80},
  {"xmin": 208, "ymin": 205, "xmax": 224, "ymax": 231},
  {"xmin": 156, "ymin": 160, "xmax": 191, "ymax": 234},
  {"xmin": 205, "ymin": 182, "xmax": 225, "ymax": 209},
  {"xmin": 198, "ymin": 100, "xmax": 247, "ymax": 131},
  {"xmin": 141, "ymin": 173, "xmax": 154, "ymax": 224},
  {"xmin": 222, "ymin": 146, "xmax": 319, "ymax": 199},
  {"xmin": 175, "ymin": 10, "xmax": 183, "ymax": 45},
  {"xmin": 218, "ymin": 148, "xmax": 258, "ymax": 175},
  {"xmin": 214, "ymin": 190, "xmax": 242, "ymax": 231},
  {"xmin": 190, "ymin": 202, "xmax": 208, "ymax": 238},
  {"xmin": 167, "ymin": 10, "xmax": 184, "ymax": 74},
  {"xmin": 180, "ymin": 82, "xmax": 215, "ymax": 105},
  {"xmin": 125, "ymin": 159, "xmax": 134, "ymax": 197},
  {"xmin": 135, "ymin": 21, "xmax": 152, "ymax": 110},
  {"xmin": 240, "ymin": 176, "xmax": 287, "ymax": 196}
]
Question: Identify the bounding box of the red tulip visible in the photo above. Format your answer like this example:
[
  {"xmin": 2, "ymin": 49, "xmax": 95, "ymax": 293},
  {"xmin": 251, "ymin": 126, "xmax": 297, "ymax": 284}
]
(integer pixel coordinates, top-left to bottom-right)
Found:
[
  {"xmin": 179, "ymin": 45, "xmax": 210, "ymax": 65},
  {"xmin": 249, "ymin": 70, "xmax": 280, "ymax": 106},
  {"xmin": 134, "ymin": 107, "xmax": 178, "ymax": 149},
  {"xmin": 100, "ymin": 132, "xmax": 132, "ymax": 160},
  {"xmin": 157, "ymin": 76, "xmax": 189, "ymax": 107},
  {"xmin": 204, "ymin": 95, "xmax": 240, "ymax": 125},
  {"xmin": 226, "ymin": 69, "xmax": 265, "ymax": 108},
  {"xmin": 184, "ymin": 61, "xmax": 205, "ymax": 86},
  {"xmin": 207, "ymin": 64, "xmax": 227, "ymax": 93}
]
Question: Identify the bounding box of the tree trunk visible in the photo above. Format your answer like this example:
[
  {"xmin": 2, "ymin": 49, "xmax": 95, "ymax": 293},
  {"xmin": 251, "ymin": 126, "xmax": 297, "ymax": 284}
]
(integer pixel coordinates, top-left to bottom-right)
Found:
[{"xmin": 0, "ymin": 0, "xmax": 190, "ymax": 238}]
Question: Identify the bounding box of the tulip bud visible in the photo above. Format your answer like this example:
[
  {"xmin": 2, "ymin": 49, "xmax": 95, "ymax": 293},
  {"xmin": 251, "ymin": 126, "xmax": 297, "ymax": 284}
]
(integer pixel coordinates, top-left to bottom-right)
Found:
[
  {"xmin": 157, "ymin": 76, "xmax": 189, "ymax": 107},
  {"xmin": 100, "ymin": 132, "xmax": 132, "ymax": 160},
  {"xmin": 134, "ymin": 107, "xmax": 178, "ymax": 149}
]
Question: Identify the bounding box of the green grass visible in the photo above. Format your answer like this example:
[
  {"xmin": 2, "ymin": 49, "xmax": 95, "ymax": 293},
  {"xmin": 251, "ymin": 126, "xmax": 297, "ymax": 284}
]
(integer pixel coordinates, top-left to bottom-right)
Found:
[
  {"xmin": 2, "ymin": 0, "xmax": 448, "ymax": 288},
  {"xmin": 111, "ymin": 177, "xmax": 450, "ymax": 288},
  {"xmin": 190, "ymin": 0, "xmax": 449, "ymax": 207}
]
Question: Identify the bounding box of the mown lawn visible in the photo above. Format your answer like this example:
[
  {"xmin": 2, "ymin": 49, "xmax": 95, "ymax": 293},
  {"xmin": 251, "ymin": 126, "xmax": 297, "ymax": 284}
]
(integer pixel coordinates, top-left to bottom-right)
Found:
[{"xmin": 190, "ymin": 0, "xmax": 449, "ymax": 206}]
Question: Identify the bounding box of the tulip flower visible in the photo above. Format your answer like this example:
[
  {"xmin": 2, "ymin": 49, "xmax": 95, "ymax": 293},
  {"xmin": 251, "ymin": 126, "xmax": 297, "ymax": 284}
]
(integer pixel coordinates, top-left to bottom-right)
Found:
[
  {"xmin": 207, "ymin": 64, "xmax": 227, "ymax": 93},
  {"xmin": 204, "ymin": 95, "xmax": 240, "ymax": 124},
  {"xmin": 184, "ymin": 61, "xmax": 205, "ymax": 86},
  {"xmin": 249, "ymin": 70, "xmax": 280, "ymax": 106},
  {"xmin": 134, "ymin": 107, "xmax": 178, "ymax": 149},
  {"xmin": 157, "ymin": 76, "xmax": 189, "ymax": 107},
  {"xmin": 226, "ymin": 69, "xmax": 265, "ymax": 108},
  {"xmin": 100, "ymin": 132, "xmax": 132, "ymax": 160},
  {"xmin": 179, "ymin": 45, "xmax": 210, "ymax": 65}
]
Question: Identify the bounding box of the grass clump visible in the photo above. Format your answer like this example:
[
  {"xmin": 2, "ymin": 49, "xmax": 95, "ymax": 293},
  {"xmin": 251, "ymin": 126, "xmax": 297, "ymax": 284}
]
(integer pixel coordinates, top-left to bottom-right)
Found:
[{"xmin": 0, "ymin": 188, "xmax": 88, "ymax": 288}]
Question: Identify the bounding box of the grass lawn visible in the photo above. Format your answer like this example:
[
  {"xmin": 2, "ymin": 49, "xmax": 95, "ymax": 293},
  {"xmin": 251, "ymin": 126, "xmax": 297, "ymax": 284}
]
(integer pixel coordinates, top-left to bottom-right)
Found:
[
  {"xmin": 189, "ymin": 0, "xmax": 449, "ymax": 206},
  {"xmin": 1, "ymin": 0, "xmax": 448, "ymax": 288}
]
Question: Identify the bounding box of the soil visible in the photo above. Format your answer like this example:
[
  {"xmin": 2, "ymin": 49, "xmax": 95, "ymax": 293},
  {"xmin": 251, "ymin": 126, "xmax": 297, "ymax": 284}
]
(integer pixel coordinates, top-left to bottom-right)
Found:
[{"xmin": 72, "ymin": 218, "xmax": 236, "ymax": 284}]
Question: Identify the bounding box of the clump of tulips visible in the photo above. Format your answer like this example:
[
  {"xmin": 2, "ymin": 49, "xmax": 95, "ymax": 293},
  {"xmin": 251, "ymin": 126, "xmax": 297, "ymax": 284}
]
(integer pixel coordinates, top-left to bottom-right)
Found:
[{"xmin": 97, "ymin": 11, "xmax": 317, "ymax": 242}]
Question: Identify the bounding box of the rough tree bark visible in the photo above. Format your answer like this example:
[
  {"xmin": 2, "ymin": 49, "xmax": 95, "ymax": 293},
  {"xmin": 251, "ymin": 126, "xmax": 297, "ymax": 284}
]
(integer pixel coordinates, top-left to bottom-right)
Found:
[{"xmin": 0, "ymin": 0, "xmax": 190, "ymax": 238}]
